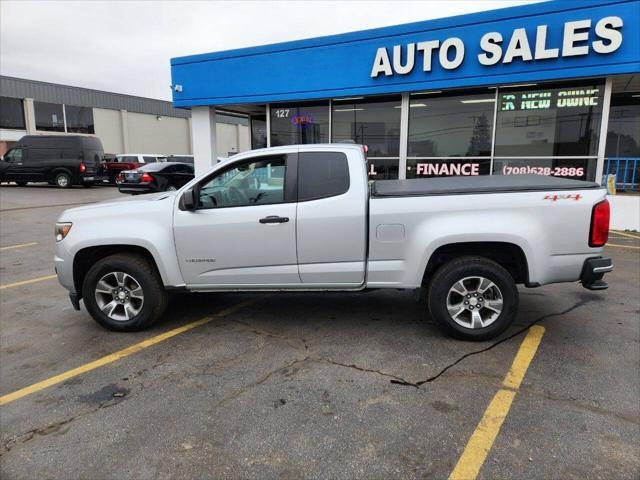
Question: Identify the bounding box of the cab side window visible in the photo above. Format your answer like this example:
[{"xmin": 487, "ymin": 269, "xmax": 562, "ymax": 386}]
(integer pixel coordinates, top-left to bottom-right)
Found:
[
  {"xmin": 298, "ymin": 152, "xmax": 349, "ymax": 201},
  {"xmin": 4, "ymin": 148, "xmax": 23, "ymax": 163},
  {"xmin": 198, "ymin": 155, "xmax": 285, "ymax": 209}
]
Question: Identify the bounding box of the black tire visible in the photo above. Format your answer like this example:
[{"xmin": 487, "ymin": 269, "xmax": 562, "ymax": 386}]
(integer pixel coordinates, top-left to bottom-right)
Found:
[
  {"xmin": 54, "ymin": 172, "xmax": 72, "ymax": 188},
  {"xmin": 15, "ymin": 181, "xmax": 28, "ymax": 186},
  {"xmin": 427, "ymin": 256, "xmax": 518, "ymax": 341},
  {"xmin": 82, "ymin": 253, "xmax": 168, "ymax": 331}
]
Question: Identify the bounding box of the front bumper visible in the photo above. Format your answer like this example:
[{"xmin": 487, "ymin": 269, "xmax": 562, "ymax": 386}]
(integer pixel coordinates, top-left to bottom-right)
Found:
[
  {"xmin": 580, "ymin": 257, "xmax": 613, "ymax": 290},
  {"xmin": 54, "ymin": 239, "xmax": 76, "ymax": 294}
]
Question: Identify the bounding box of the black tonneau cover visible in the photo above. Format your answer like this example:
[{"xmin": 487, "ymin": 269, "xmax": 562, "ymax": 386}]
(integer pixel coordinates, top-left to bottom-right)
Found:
[{"xmin": 371, "ymin": 174, "xmax": 601, "ymax": 197}]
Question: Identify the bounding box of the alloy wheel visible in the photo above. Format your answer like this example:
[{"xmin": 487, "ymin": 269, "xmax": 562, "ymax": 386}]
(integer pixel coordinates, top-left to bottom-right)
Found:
[
  {"xmin": 94, "ymin": 271, "xmax": 144, "ymax": 321},
  {"xmin": 445, "ymin": 276, "xmax": 503, "ymax": 329}
]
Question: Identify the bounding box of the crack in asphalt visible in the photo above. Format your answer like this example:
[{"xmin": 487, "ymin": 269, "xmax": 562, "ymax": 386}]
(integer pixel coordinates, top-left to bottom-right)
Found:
[
  {"xmin": 0, "ymin": 397, "xmax": 125, "ymax": 456},
  {"xmin": 312, "ymin": 357, "xmax": 409, "ymax": 383},
  {"xmin": 230, "ymin": 319, "xmax": 310, "ymax": 350},
  {"xmin": 214, "ymin": 357, "xmax": 310, "ymax": 408},
  {"xmin": 518, "ymin": 386, "xmax": 640, "ymax": 426},
  {"xmin": 390, "ymin": 298, "xmax": 594, "ymax": 388},
  {"xmin": 220, "ymin": 298, "xmax": 595, "ymax": 390}
]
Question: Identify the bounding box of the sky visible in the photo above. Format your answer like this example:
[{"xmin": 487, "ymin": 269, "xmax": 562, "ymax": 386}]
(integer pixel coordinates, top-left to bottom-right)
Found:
[{"xmin": 0, "ymin": 0, "xmax": 544, "ymax": 102}]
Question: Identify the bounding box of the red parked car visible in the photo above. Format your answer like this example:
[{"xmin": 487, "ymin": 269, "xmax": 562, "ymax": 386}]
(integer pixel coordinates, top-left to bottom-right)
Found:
[{"xmin": 103, "ymin": 154, "xmax": 166, "ymax": 183}]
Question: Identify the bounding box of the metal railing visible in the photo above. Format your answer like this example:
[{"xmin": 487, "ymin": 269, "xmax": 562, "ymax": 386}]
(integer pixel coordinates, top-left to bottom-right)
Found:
[{"xmin": 604, "ymin": 158, "xmax": 640, "ymax": 192}]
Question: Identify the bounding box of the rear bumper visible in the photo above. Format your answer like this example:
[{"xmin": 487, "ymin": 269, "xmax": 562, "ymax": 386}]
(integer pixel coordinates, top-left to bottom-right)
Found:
[
  {"xmin": 117, "ymin": 184, "xmax": 155, "ymax": 194},
  {"xmin": 580, "ymin": 257, "xmax": 613, "ymax": 290}
]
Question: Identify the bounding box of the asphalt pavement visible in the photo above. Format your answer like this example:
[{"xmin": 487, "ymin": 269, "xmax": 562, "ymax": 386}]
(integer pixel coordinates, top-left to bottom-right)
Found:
[{"xmin": 1, "ymin": 184, "xmax": 638, "ymax": 479}]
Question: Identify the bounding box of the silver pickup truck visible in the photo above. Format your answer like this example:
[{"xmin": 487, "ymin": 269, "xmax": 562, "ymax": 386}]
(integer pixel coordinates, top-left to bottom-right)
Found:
[{"xmin": 54, "ymin": 144, "xmax": 612, "ymax": 340}]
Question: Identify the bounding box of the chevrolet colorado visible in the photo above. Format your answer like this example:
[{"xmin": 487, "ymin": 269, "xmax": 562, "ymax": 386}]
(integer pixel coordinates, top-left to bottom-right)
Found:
[{"xmin": 54, "ymin": 144, "xmax": 612, "ymax": 340}]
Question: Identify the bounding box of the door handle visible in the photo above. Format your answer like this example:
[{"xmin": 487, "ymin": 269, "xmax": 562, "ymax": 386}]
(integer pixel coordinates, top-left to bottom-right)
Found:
[{"xmin": 259, "ymin": 215, "xmax": 289, "ymax": 224}]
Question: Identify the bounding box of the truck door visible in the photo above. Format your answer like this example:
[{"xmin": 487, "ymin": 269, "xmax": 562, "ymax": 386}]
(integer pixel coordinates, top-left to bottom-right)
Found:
[
  {"xmin": 173, "ymin": 152, "xmax": 300, "ymax": 287},
  {"xmin": 0, "ymin": 147, "xmax": 27, "ymax": 182},
  {"xmin": 296, "ymin": 151, "xmax": 367, "ymax": 286}
]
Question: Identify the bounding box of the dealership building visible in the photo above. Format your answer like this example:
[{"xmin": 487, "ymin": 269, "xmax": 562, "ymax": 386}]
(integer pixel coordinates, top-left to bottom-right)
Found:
[
  {"xmin": 0, "ymin": 76, "xmax": 249, "ymax": 158},
  {"xmin": 170, "ymin": 0, "xmax": 639, "ymax": 206}
]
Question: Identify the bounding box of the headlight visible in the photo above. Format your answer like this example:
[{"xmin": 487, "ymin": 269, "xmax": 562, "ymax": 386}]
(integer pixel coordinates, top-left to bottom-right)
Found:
[{"xmin": 55, "ymin": 222, "xmax": 72, "ymax": 242}]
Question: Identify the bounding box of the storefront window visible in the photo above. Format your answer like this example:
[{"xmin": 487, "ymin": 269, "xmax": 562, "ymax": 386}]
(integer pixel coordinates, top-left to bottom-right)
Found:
[
  {"xmin": 605, "ymin": 92, "xmax": 640, "ymax": 158},
  {"xmin": 332, "ymin": 95, "xmax": 401, "ymax": 179},
  {"xmin": 494, "ymin": 82, "xmax": 604, "ymax": 157},
  {"xmin": 270, "ymin": 102, "xmax": 329, "ymax": 146},
  {"xmin": 0, "ymin": 97, "xmax": 25, "ymax": 130},
  {"xmin": 408, "ymin": 91, "xmax": 495, "ymax": 158},
  {"xmin": 65, "ymin": 105, "xmax": 94, "ymax": 134},
  {"xmin": 251, "ymin": 115, "xmax": 267, "ymax": 149},
  {"xmin": 35, "ymin": 101, "xmax": 65, "ymax": 132},
  {"xmin": 407, "ymin": 90, "xmax": 494, "ymax": 178},
  {"xmin": 332, "ymin": 96, "xmax": 401, "ymax": 156}
]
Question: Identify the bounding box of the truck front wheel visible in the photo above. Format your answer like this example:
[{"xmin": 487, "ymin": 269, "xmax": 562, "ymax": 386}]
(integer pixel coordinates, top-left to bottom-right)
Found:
[
  {"xmin": 427, "ymin": 256, "xmax": 518, "ymax": 341},
  {"xmin": 82, "ymin": 253, "xmax": 168, "ymax": 331}
]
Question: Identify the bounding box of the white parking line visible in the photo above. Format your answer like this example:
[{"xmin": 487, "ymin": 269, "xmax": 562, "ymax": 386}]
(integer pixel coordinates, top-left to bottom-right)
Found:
[{"xmin": 0, "ymin": 242, "xmax": 38, "ymax": 251}]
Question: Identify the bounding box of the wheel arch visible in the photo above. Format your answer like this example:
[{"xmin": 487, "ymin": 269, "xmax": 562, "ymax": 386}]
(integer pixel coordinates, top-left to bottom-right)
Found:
[
  {"xmin": 422, "ymin": 241, "xmax": 530, "ymax": 286},
  {"xmin": 73, "ymin": 245, "xmax": 162, "ymax": 299},
  {"xmin": 50, "ymin": 167, "xmax": 74, "ymax": 183}
]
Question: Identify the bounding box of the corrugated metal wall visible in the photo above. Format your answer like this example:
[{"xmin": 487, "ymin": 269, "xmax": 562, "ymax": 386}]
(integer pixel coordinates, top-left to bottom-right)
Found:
[{"xmin": 0, "ymin": 75, "xmax": 190, "ymax": 118}]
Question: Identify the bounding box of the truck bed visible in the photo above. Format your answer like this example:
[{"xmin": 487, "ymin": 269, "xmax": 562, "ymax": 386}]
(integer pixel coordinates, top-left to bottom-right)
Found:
[{"xmin": 371, "ymin": 174, "xmax": 601, "ymax": 197}]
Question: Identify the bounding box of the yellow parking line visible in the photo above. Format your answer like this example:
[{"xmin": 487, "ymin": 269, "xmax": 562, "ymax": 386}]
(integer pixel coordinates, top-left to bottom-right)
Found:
[
  {"xmin": 0, "ymin": 299, "xmax": 256, "ymax": 406},
  {"xmin": 606, "ymin": 243, "xmax": 640, "ymax": 250},
  {"xmin": 610, "ymin": 230, "xmax": 640, "ymax": 240},
  {"xmin": 449, "ymin": 326, "xmax": 545, "ymax": 480},
  {"xmin": 0, "ymin": 242, "xmax": 38, "ymax": 251},
  {"xmin": 0, "ymin": 274, "xmax": 58, "ymax": 290}
]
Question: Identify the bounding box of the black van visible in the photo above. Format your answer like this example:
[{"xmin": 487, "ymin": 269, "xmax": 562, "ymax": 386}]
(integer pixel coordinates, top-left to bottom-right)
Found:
[{"xmin": 0, "ymin": 135, "xmax": 104, "ymax": 188}]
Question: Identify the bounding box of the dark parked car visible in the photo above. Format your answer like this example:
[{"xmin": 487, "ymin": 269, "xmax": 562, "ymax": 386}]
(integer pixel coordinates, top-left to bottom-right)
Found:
[
  {"xmin": 0, "ymin": 135, "xmax": 104, "ymax": 188},
  {"xmin": 116, "ymin": 162, "xmax": 194, "ymax": 194}
]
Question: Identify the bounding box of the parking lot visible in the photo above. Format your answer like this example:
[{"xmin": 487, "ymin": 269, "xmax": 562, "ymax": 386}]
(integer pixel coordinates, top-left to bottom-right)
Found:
[{"xmin": 0, "ymin": 184, "xmax": 638, "ymax": 480}]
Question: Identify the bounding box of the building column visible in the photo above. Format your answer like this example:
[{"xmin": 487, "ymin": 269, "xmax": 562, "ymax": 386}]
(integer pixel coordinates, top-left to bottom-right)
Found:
[
  {"xmin": 187, "ymin": 117, "xmax": 193, "ymax": 154},
  {"xmin": 191, "ymin": 106, "xmax": 218, "ymax": 175},
  {"xmin": 398, "ymin": 93, "xmax": 410, "ymax": 179},
  {"xmin": 120, "ymin": 109, "xmax": 129, "ymax": 152},
  {"xmin": 23, "ymin": 98, "xmax": 36, "ymax": 134},
  {"xmin": 595, "ymin": 77, "xmax": 613, "ymax": 184}
]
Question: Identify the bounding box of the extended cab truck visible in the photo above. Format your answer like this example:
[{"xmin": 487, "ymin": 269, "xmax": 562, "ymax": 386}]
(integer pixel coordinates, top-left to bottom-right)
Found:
[
  {"xmin": 1, "ymin": 135, "xmax": 103, "ymax": 188},
  {"xmin": 54, "ymin": 145, "xmax": 612, "ymax": 341}
]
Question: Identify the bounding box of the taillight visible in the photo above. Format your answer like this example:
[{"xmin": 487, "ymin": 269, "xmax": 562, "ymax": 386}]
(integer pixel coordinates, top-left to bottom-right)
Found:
[
  {"xmin": 589, "ymin": 199, "xmax": 610, "ymax": 247},
  {"xmin": 362, "ymin": 145, "xmax": 368, "ymax": 156},
  {"xmin": 79, "ymin": 162, "xmax": 86, "ymax": 173},
  {"xmin": 140, "ymin": 172, "xmax": 153, "ymax": 183},
  {"xmin": 116, "ymin": 174, "xmax": 123, "ymax": 183}
]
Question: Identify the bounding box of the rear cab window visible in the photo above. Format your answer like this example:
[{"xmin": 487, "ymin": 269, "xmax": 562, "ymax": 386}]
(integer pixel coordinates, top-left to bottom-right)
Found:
[{"xmin": 297, "ymin": 152, "xmax": 350, "ymax": 201}]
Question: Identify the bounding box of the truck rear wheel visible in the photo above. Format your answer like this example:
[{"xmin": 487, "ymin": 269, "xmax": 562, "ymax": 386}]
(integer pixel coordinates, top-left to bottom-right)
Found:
[
  {"xmin": 427, "ymin": 256, "xmax": 518, "ymax": 341},
  {"xmin": 82, "ymin": 253, "xmax": 168, "ymax": 331},
  {"xmin": 55, "ymin": 172, "xmax": 72, "ymax": 188}
]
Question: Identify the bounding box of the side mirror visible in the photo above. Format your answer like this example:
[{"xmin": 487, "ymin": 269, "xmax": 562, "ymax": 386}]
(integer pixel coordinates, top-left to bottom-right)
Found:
[{"xmin": 181, "ymin": 188, "xmax": 197, "ymax": 211}]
